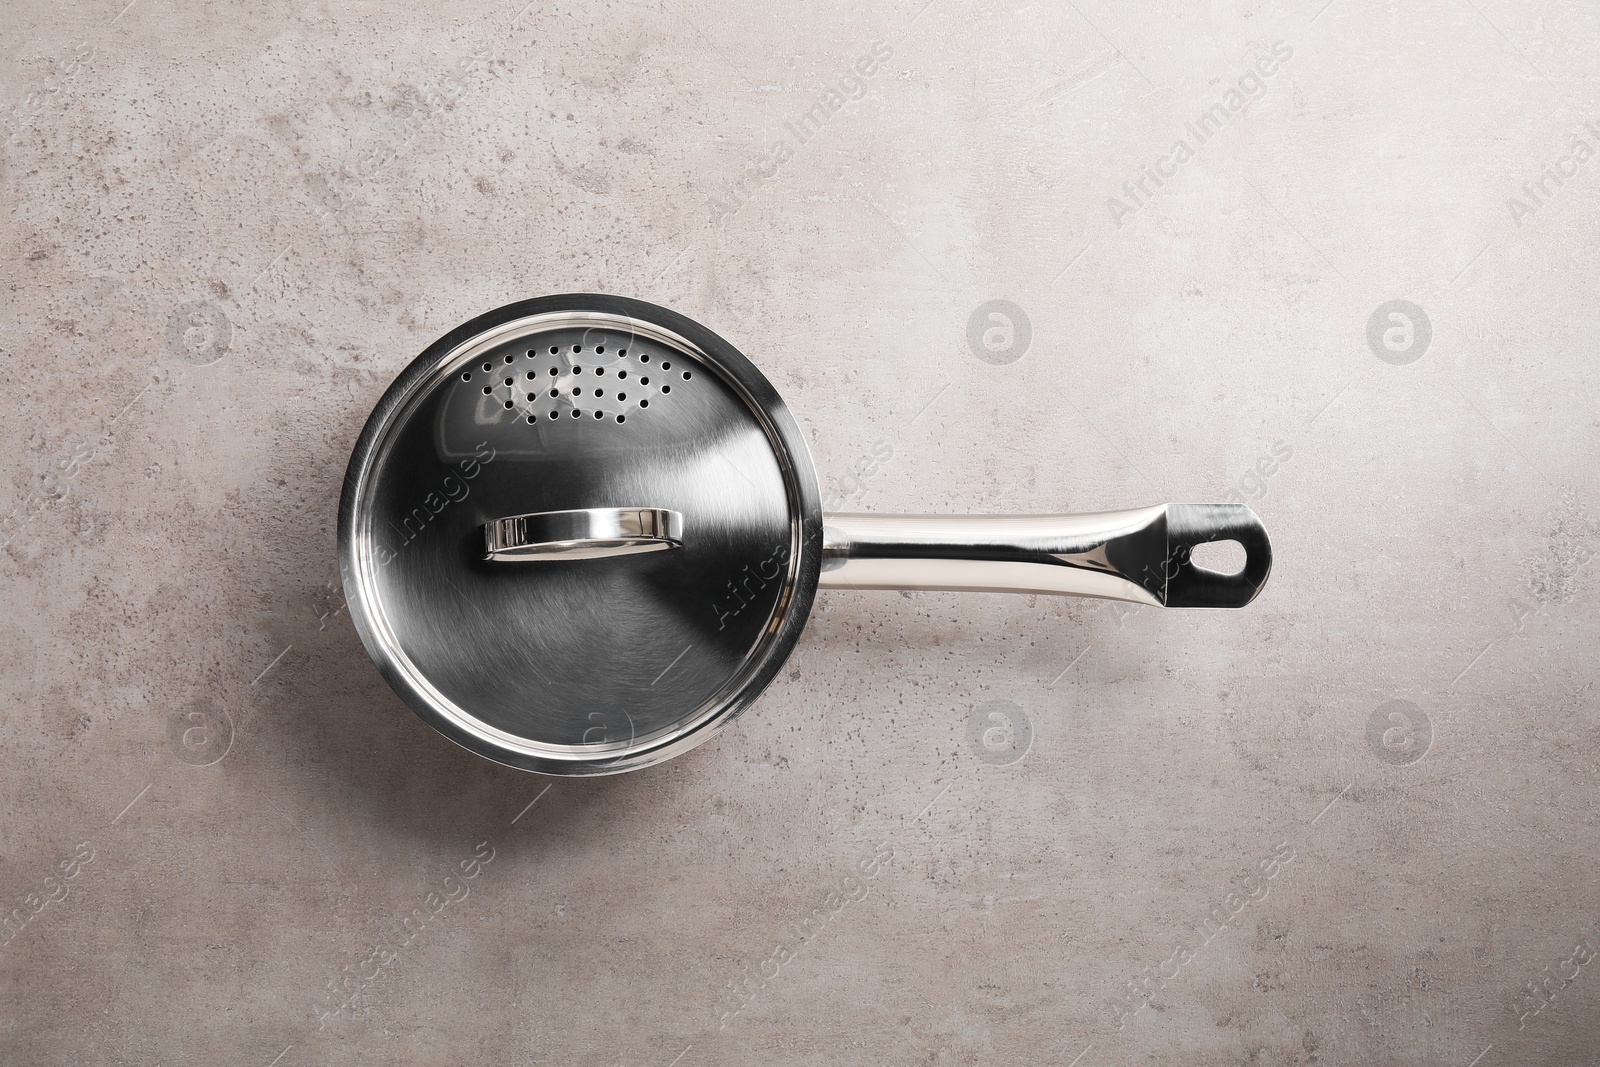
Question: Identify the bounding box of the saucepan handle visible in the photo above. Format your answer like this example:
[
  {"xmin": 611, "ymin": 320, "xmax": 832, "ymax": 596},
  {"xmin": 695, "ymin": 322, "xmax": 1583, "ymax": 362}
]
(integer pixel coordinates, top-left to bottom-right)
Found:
[
  {"xmin": 1161, "ymin": 503, "xmax": 1272, "ymax": 608},
  {"xmin": 818, "ymin": 503, "xmax": 1270, "ymax": 608}
]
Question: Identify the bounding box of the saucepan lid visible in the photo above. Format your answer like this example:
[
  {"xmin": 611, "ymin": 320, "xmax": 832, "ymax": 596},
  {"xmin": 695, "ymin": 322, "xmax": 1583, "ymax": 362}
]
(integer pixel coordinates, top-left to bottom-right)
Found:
[{"xmin": 338, "ymin": 295, "xmax": 823, "ymax": 775}]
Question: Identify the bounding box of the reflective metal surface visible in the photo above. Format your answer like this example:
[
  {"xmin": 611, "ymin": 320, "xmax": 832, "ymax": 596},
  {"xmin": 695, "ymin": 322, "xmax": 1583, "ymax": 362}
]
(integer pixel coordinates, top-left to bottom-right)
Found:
[
  {"xmin": 339, "ymin": 297, "xmax": 822, "ymax": 776},
  {"xmin": 341, "ymin": 295, "xmax": 1271, "ymax": 777},
  {"xmin": 819, "ymin": 502, "xmax": 1270, "ymax": 608},
  {"xmin": 483, "ymin": 507, "xmax": 684, "ymax": 562}
]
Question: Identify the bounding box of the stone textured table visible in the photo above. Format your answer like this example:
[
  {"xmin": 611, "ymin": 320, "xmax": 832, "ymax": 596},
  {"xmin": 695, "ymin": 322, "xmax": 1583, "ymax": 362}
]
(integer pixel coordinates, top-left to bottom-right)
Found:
[{"xmin": 2, "ymin": 1, "xmax": 1597, "ymax": 1064}]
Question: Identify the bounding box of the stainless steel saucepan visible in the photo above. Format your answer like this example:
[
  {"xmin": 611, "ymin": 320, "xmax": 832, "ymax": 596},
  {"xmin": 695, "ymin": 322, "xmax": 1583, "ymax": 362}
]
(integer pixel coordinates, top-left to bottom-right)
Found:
[{"xmin": 338, "ymin": 295, "xmax": 1272, "ymax": 775}]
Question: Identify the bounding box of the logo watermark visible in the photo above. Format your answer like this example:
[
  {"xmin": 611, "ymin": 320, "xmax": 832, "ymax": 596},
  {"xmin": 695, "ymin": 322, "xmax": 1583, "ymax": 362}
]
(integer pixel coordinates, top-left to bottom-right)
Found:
[
  {"xmin": 166, "ymin": 300, "xmax": 232, "ymax": 366},
  {"xmin": 167, "ymin": 698, "xmax": 234, "ymax": 767},
  {"xmin": 1365, "ymin": 699, "xmax": 1431, "ymax": 766},
  {"xmin": 706, "ymin": 42, "xmax": 893, "ymax": 224},
  {"xmin": 372, "ymin": 442, "xmax": 496, "ymax": 567},
  {"xmin": 966, "ymin": 699, "xmax": 1032, "ymax": 766},
  {"xmin": 311, "ymin": 841, "xmax": 496, "ymax": 1028},
  {"xmin": 1507, "ymin": 120, "xmax": 1600, "ymax": 227},
  {"xmin": 1512, "ymin": 935, "xmax": 1595, "ymax": 1031},
  {"xmin": 966, "ymin": 300, "xmax": 1031, "ymax": 365},
  {"xmin": 713, "ymin": 840, "xmax": 895, "ymax": 1030},
  {"xmin": 1221, "ymin": 439, "xmax": 1293, "ymax": 506},
  {"xmin": 713, "ymin": 541, "xmax": 791, "ymax": 631},
  {"xmin": 1105, "ymin": 41, "xmax": 1293, "ymax": 228},
  {"xmin": 1108, "ymin": 841, "xmax": 1295, "ymax": 1029},
  {"xmin": 0, "ymin": 842, "xmax": 95, "ymax": 951},
  {"xmin": 822, "ymin": 439, "xmax": 895, "ymax": 511},
  {"xmin": 1366, "ymin": 300, "xmax": 1430, "ymax": 365}
]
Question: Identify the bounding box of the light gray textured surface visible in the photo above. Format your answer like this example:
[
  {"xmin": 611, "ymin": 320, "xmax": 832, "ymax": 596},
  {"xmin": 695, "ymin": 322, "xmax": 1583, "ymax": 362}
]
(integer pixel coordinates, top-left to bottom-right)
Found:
[{"xmin": 3, "ymin": 1, "xmax": 1598, "ymax": 1064}]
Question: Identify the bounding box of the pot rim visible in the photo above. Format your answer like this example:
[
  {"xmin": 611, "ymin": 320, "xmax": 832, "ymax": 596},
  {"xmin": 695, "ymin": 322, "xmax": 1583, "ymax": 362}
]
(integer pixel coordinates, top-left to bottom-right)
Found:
[{"xmin": 337, "ymin": 294, "xmax": 824, "ymax": 775}]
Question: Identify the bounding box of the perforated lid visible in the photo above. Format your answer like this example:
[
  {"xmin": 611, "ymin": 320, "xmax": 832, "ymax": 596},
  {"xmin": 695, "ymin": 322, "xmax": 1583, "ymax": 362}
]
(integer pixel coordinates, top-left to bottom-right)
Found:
[{"xmin": 338, "ymin": 296, "xmax": 823, "ymax": 775}]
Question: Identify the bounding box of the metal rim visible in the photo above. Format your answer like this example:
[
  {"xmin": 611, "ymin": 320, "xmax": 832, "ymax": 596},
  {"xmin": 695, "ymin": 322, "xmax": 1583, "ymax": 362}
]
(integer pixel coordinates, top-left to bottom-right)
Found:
[{"xmin": 338, "ymin": 295, "xmax": 824, "ymax": 775}]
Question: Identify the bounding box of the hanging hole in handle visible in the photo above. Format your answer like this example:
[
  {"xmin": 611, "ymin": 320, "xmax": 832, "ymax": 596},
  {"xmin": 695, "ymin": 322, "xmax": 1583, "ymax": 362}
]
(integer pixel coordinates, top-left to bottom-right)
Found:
[
  {"xmin": 1189, "ymin": 539, "xmax": 1246, "ymax": 576},
  {"xmin": 1163, "ymin": 503, "xmax": 1272, "ymax": 608}
]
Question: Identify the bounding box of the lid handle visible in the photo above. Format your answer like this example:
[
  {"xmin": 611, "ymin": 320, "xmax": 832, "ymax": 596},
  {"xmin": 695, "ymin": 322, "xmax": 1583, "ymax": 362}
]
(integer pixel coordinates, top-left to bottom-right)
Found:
[{"xmin": 483, "ymin": 507, "xmax": 685, "ymax": 562}]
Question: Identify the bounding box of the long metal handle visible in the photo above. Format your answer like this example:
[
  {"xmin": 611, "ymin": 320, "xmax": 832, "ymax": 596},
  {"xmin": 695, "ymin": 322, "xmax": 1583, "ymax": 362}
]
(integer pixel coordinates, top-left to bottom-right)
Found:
[{"xmin": 819, "ymin": 503, "xmax": 1271, "ymax": 607}]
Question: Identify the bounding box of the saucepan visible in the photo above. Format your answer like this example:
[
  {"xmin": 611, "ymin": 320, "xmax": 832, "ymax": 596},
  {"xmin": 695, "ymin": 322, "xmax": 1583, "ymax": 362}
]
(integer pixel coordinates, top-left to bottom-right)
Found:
[{"xmin": 338, "ymin": 295, "xmax": 1271, "ymax": 775}]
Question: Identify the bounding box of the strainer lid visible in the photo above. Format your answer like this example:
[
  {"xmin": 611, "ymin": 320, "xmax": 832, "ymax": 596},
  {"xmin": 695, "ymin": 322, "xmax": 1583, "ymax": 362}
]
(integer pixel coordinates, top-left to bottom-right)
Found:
[{"xmin": 338, "ymin": 296, "xmax": 822, "ymax": 775}]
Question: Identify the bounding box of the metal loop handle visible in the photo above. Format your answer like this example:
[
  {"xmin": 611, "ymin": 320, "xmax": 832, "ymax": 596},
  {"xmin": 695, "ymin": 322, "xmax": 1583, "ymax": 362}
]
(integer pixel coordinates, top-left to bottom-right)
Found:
[{"xmin": 483, "ymin": 507, "xmax": 684, "ymax": 562}]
